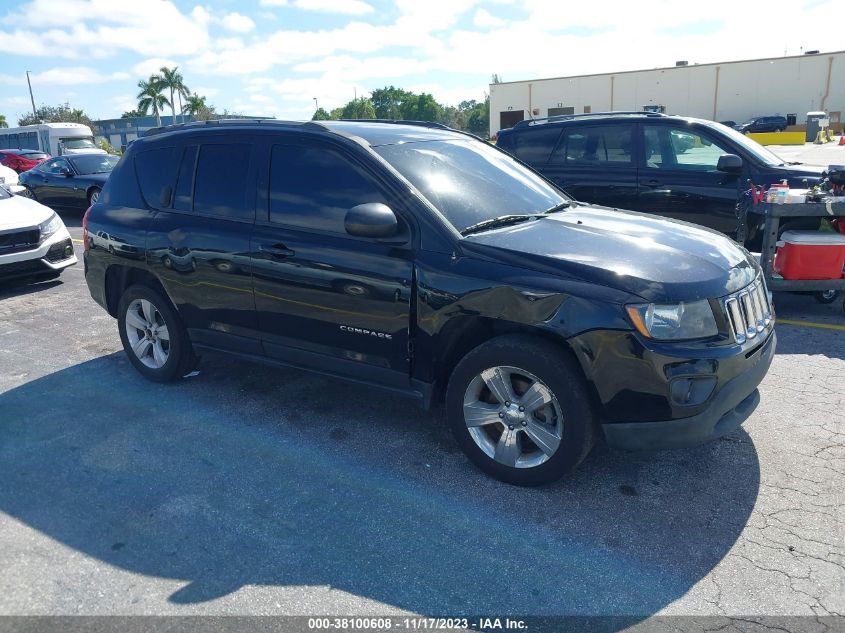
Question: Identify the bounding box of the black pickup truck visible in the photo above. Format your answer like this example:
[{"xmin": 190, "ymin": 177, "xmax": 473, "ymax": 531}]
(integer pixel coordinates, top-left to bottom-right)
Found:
[{"xmin": 84, "ymin": 120, "xmax": 775, "ymax": 485}]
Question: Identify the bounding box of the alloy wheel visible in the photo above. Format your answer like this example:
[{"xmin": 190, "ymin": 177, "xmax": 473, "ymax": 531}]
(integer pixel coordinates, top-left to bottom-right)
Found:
[
  {"xmin": 462, "ymin": 365, "xmax": 563, "ymax": 469},
  {"xmin": 124, "ymin": 298, "xmax": 170, "ymax": 369}
]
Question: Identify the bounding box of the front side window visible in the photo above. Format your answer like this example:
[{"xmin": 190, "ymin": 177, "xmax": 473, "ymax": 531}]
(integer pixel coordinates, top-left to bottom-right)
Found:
[
  {"xmin": 43, "ymin": 158, "xmax": 71, "ymax": 175},
  {"xmin": 512, "ymin": 127, "xmax": 563, "ymax": 165},
  {"xmin": 193, "ymin": 143, "xmax": 252, "ymax": 220},
  {"xmin": 644, "ymin": 125, "xmax": 731, "ymax": 170},
  {"xmin": 375, "ymin": 138, "xmax": 567, "ymax": 233},
  {"xmin": 268, "ymin": 143, "xmax": 387, "ymax": 233},
  {"xmin": 549, "ymin": 125, "xmax": 632, "ymax": 165}
]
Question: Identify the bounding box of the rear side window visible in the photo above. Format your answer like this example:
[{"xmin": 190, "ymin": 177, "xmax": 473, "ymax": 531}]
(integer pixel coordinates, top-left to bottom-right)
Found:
[
  {"xmin": 511, "ymin": 126, "xmax": 563, "ymax": 165},
  {"xmin": 135, "ymin": 146, "xmax": 176, "ymax": 209},
  {"xmin": 268, "ymin": 143, "xmax": 386, "ymax": 234},
  {"xmin": 193, "ymin": 143, "xmax": 253, "ymax": 220},
  {"xmin": 549, "ymin": 125, "xmax": 633, "ymax": 165}
]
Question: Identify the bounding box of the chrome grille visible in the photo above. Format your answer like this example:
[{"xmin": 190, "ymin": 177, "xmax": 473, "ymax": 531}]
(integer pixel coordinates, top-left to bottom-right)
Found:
[{"xmin": 724, "ymin": 279, "xmax": 772, "ymax": 344}]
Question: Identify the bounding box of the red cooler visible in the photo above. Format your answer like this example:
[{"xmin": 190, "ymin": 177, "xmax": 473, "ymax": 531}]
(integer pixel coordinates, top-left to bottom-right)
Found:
[{"xmin": 774, "ymin": 230, "xmax": 845, "ymax": 280}]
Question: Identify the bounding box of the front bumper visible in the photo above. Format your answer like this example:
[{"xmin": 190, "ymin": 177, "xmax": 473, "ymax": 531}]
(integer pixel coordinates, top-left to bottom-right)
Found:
[
  {"xmin": 0, "ymin": 227, "xmax": 77, "ymax": 280},
  {"xmin": 602, "ymin": 330, "xmax": 776, "ymax": 450}
]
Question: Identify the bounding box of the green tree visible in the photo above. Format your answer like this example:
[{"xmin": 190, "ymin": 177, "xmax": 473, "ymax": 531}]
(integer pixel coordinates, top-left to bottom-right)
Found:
[
  {"xmin": 340, "ymin": 98, "xmax": 376, "ymax": 119},
  {"xmin": 182, "ymin": 93, "xmax": 208, "ymax": 118},
  {"xmin": 136, "ymin": 75, "xmax": 169, "ymax": 128},
  {"xmin": 121, "ymin": 109, "xmax": 144, "ymax": 118},
  {"xmin": 17, "ymin": 103, "xmax": 93, "ymax": 127},
  {"xmin": 311, "ymin": 107, "xmax": 331, "ymax": 121},
  {"xmin": 158, "ymin": 66, "xmax": 190, "ymax": 124},
  {"xmin": 399, "ymin": 93, "xmax": 442, "ymax": 122},
  {"xmin": 370, "ymin": 86, "xmax": 414, "ymax": 119},
  {"xmin": 466, "ymin": 97, "xmax": 490, "ymax": 137},
  {"xmin": 0, "ymin": 114, "xmax": 8, "ymax": 128},
  {"xmin": 328, "ymin": 107, "xmax": 344, "ymax": 120}
]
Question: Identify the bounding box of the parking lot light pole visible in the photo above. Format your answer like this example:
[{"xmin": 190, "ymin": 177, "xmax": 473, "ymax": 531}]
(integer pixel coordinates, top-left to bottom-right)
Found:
[{"xmin": 26, "ymin": 71, "xmax": 37, "ymax": 119}]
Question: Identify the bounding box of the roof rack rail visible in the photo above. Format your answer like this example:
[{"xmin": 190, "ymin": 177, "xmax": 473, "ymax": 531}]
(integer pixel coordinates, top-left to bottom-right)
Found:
[
  {"xmin": 339, "ymin": 118, "xmax": 452, "ymax": 130},
  {"xmin": 143, "ymin": 117, "xmax": 287, "ymax": 137},
  {"xmin": 513, "ymin": 111, "xmax": 666, "ymax": 128}
]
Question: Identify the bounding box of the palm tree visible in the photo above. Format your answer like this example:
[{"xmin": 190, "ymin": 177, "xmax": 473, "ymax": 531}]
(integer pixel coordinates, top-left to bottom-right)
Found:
[
  {"xmin": 182, "ymin": 93, "xmax": 207, "ymax": 118},
  {"xmin": 136, "ymin": 75, "xmax": 169, "ymax": 128},
  {"xmin": 0, "ymin": 114, "xmax": 8, "ymax": 128},
  {"xmin": 159, "ymin": 66, "xmax": 189, "ymax": 124}
]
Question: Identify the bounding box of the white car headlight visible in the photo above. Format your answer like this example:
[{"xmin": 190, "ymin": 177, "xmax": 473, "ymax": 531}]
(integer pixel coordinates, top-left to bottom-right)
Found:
[
  {"xmin": 39, "ymin": 213, "xmax": 64, "ymax": 240},
  {"xmin": 626, "ymin": 300, "xmax": 718, "ymax": 340}
]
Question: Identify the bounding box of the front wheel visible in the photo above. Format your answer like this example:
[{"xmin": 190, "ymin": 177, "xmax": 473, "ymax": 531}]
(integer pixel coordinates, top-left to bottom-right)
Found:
[
  {"xmin": 88, "ymin": 187, "xmax": 101, "ymax": 205},
  {"xmin": 117, "ymin": 284, "xmax": 196, "ymax": 382},
  {"xmin": 17, "ymin": 186, "xmax": 36, "ymax": 200},
  {"xmin": 446, "ymin": 335, "xmax": 596, "ymax": 486}
]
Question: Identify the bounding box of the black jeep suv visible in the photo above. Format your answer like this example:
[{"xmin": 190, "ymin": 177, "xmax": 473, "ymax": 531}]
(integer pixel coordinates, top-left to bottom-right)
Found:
[
  {"xmin": 84, "ymin": 119, "xmax": 775, "ymax": 485},
  {"xmin": 496, "ymin": 112, "xmax": 822, "ymax": 242}
]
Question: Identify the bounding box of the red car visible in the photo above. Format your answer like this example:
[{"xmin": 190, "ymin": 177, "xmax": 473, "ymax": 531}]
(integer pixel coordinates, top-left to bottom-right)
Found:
[{"xmin": 0, "ymin": 149, "xmax": 50, "ymax": 173}]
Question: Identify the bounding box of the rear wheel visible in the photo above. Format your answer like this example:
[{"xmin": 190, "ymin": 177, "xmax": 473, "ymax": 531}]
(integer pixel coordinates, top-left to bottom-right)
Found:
[
  {"xmin": 117, "ymin": 284, "xmax": 196, "ymax": 382},
  {"xmin": 814, "ymin": 290, "xmax": 839, "ymax": 304},
  {"xmin": 446, "ymin": 335, "xmax": 596, "ymax": 486}
]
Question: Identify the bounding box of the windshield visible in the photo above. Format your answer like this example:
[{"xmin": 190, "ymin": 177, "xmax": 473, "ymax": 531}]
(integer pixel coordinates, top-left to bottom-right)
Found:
[
  {"xmin": 710, "ymin": 123, "xmax": 787, "ymax": 167},
  {"xmin": 61, "ymin": 137, "xmax": 97, "ymax": 150},
  {"xmin": 374, "ymin": 139, "xmax": 568, "ymax": 233},
  {"xmin": 0, "ymin": 184, "xmax": 10, "ymax": 201},
  {"xmin": 70, "ymin": 154, "xmax": 119, "ymax": 175}
]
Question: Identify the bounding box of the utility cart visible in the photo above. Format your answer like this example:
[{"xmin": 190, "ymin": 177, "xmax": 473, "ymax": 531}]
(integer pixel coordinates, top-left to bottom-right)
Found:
[{"xmin": 749, "ymin": 200, "xmax": 845, "ymax": 313}]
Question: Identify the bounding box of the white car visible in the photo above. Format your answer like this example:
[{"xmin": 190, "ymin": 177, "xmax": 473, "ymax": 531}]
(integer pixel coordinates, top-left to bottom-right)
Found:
[
  {"xmin": 0, "ymin": 163, "xmax": 18, "ymax": 187},
  {"xmin": 0, "ymin": 184, "xmax": 77, "ymax": 282}
]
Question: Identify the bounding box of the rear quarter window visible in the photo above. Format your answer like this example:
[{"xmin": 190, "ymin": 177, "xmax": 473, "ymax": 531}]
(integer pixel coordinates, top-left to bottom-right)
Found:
[
  {"xmin": 134, "ymin": 146, "xmax": 177, "ymax": 210},
  {"xmin": 510, "ymin": 126, "xmax": 563, "ymax": 166}
]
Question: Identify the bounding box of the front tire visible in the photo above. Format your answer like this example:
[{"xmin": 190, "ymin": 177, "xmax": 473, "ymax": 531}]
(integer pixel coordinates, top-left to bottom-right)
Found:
[
  {"xmin": 117, "ymin": 284, "xmax": 196, "ymax": 382},
  {"xmin": 445, "ymin": 335, "xmax": 597, "ymax": 486},
  {"xmin": 88, "ymin": 187, "xmax": 101, "ymax": 205}
]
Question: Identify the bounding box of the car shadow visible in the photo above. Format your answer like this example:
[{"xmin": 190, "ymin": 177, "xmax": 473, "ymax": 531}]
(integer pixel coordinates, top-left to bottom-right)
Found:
[
  {"xmin": 0, "ymin": 352, "xmax": 761, "ymax": 617},
  {"xmin": 0, "ymin": 277, "xmax": 63, "ymax": 299}
]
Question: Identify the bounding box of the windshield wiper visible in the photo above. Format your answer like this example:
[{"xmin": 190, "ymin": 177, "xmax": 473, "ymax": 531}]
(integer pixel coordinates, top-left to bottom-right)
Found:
[
  {"xmin": 544, "ymin": 201, "xmax": 572, "ymax": 214},
  {"xmin": 460, "ymin": 214, "xmax": 540, "ymax": 236}
]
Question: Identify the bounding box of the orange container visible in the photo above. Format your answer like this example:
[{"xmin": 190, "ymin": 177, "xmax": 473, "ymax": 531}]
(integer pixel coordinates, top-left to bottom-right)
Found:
[{"xmin": 774, "ymin": 231, "xmax": 845, "ymax": 280}]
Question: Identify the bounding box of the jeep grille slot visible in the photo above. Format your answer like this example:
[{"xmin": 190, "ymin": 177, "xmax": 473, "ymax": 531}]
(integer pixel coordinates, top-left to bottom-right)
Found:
[{"xmin": 723, "ymin": 279, "xmax": 772, "ymax": 344}]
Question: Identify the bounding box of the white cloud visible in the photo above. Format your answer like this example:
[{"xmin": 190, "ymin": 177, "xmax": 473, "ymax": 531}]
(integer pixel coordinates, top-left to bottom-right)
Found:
[
  {"xmin": 293, "ymin": 0, "xmax": 374, "ymax": 14},
  {"xmin": 259, "ymin": 0, "xmax": 288, "ymax": 5},
  {"xmin": 29, "ymin": 66, "xmax": 130, "ymax": 85},
  {"xmin": 131, "ymin": 58, "xmax": 179, "ymax": 79},
  {"xmin": 473, "ymin": 8, "xmax": 504, "ymax": 28},
  {"xmin": 220, "ymin": 12, "xmax": 255, "ymax": 33}
]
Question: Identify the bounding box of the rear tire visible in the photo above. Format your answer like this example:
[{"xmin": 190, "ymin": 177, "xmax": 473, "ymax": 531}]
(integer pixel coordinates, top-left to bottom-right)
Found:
[
  {"xmin": 445, "ymin": 335, "xmax": 596, "ymax": 486},
  {"xmin": 117, "ymin": 284, "xmax": 196, "ymax": 382},
  {"xmin": 814, "ymin": 290, "xmax": 839, "ymax": 304}
]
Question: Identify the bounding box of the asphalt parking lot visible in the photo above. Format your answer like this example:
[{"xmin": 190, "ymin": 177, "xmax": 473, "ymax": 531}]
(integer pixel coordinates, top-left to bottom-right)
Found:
[{"xmin": 0, "ymin": 215, "xmax": 843, "ymax": 624}]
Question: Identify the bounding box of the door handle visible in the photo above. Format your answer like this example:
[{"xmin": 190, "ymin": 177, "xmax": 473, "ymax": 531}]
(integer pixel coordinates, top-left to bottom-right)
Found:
[
  {"xmin": 640, "ymin": 179, "xmax": 662, "ymax": 187},
  {"xmin": 260, "ymin": 243, "xmax": 295, "ymax": 258}
]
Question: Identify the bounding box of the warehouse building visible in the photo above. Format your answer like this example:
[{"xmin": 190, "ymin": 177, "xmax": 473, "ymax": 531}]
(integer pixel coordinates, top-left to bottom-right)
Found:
[{"xmin": 489, "ymin": 50, "xmax": 843, "ymax": 136}]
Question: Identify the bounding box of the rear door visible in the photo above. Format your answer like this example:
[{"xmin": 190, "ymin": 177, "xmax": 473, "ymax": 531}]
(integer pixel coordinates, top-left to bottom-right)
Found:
[
  {"xmin": 634, "ymin": 123, "xmax": 744, "ymax": 234},
  {"xmin": 542, "ymin": 122, "xmax": 639, "ymax": 208},
  {"xmin": 143, "ymin": 137, "xmax": 261, "ymax": 353},
  {"xmin": 250, "ymin": 136, "xmax": 414, "ymax": 387}
]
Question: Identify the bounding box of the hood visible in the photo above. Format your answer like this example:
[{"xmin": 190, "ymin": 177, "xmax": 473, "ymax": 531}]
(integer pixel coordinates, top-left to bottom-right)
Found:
[
  {"xmin": 461, "ymin": 206, "xmax": 759, "ymax": 303},
  {"xmin": 0, "ymin": 193, "xmax": 54, "ymax": 230},
  {"xmin": 765, "ymin": 163, "xmax": 824, "ymax": 186},
  {"xmin": 0, "ymin": 164, "xmax": 19, "ymax": 186}
]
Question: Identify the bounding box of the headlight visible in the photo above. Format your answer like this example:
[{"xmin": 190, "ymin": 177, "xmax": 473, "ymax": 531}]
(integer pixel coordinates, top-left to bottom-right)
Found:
[
  {"xmin": 39, "ymin": 213, "xmax": 64, "ymax": 239},
  {"xmin": 626, "ymin": 300, "xmax": 718, "ymax": 340}
]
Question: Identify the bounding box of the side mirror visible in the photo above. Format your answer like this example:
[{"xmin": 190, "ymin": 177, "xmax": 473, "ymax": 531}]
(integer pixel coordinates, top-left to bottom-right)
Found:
[
  {"xmin": 345, "ymin": 203, "xmax": 399, "ymax": 238},
  {"xmin": 60, "ymin": 167, "xmax": 73, "ymax": 177},
  {"xmin": 717, "ymin": 154, "xmax": 743, "ymax": 173}
]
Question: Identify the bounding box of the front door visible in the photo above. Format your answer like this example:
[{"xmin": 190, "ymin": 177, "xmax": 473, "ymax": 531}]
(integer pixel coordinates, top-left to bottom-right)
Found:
[
  {"xmin": 634, "ymin": 124, "xmax": 744, "ymax": 235},
  {"xmin": 542, "ymin": 122, "xmax": 639, "ymax": 208},
  {"xmin": 251, "ymin": 138, "xmax": 413, "ymax": 388},
  {"xmin": 31, "ymin": 158, "xmax": 72, "ymax": 208}
]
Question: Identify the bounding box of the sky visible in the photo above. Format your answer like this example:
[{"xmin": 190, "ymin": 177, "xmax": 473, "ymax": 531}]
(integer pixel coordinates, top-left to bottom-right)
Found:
[{"xmin": 0, "ymin": 0, "xmax": 841, "ymax": 124}]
